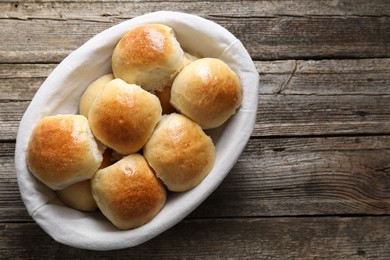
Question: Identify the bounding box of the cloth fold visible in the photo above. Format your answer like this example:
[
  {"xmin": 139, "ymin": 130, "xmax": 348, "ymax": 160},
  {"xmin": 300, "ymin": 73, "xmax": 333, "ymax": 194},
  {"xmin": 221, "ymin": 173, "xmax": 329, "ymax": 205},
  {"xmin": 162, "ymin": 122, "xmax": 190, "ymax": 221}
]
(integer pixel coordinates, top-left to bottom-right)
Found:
[{"xmin": 14, "ymin": 11, "xmax": 259, "ymax": 250}]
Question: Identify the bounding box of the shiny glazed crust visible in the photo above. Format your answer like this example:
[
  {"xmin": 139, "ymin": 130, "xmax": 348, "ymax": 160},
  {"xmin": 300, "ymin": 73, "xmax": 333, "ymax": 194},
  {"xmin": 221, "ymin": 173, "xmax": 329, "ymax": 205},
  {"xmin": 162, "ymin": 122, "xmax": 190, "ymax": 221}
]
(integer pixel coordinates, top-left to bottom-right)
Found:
[
  {"xmin": 27, "ymin": 115, "xmax": 103, "ymax": 190},
  {"xmin": 56, "ymin": 148, "xmax": 114, "ymax": 211},
  {"xmin": 143, "ymin": 113, "xmax": 215, "ymax": 192},
  {"xmin": 170, "ymin": 58, "xmax": 242, "ymax": 129},
  {"xmin": 112, "ymin": 24, "xmax": 186, "ymax": 92},
  {"xmin": 88, "ymin": 78, "xmax": 162, "ymax": 155},
  {"xmin": 91, "ymin": 154, "xmax": 167, "ymax": 230},
  {"xmin": 79, "ymin": 74, "xmax": 114, "ymax": 118}
]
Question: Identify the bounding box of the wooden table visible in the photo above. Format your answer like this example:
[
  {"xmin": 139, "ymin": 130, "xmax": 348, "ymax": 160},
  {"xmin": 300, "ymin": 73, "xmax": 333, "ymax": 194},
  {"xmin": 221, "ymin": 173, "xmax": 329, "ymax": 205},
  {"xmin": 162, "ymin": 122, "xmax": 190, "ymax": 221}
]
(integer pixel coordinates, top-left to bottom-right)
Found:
[{"xmin": 1, "ymin": 1, "xmax": 389, "ymax": 258}]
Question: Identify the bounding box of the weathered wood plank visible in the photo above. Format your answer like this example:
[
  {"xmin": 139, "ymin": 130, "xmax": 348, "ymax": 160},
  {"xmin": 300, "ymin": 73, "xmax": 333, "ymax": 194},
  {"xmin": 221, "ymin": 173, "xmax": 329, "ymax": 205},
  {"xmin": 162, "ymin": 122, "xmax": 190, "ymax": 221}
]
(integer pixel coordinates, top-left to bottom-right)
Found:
[
  {"xmin": 1, "ymin": 217, "xmax": 389, "ymax": 258},
  {"xmin": 255, "ymin": 94, "xmax": 390, "ymax": 136},
  {"xmin": 0, "ymin": 102, "xmax": 25, "ymax": 140},
  {"xmin": 0, "ymin": 15, "xmax": 389, "ymax": 62},
  {"xmin": 2, "ymin": 1, "xmax": 389, "ymax": 259},
  {"xmin": 2, "ymin": 135, "xmax": 389, "ymax": 222},
  {"xmin": 2, "ymin": 59, "xmax": 389, "ymax": 100},
  {"xmin": 1, "ymin": 59, "xmax": 390, "ymax": 139},
  {"xmin": 0, "ymin": 63, "xmax": 53, "ymax": 102},
  {"xmin": 2, "ymin": 0, "xmax": 390, "ymax": 18},
  {"xmin": 257, "ymin": 59, "xmax": 390, "ymax": 136},
  {"xmin": 195, "ymin": 135, "xmax": 390, "ymax": 217},
  {"xmin": 3, "ymin": 95, "xmax": 390, "ymax": 140},
  {"xmin": 0, "ymin": 142, "xmax": 29, "ymax": 223},
  {"xmin": 258, "ymin": 59, "xmax": 390, "ymax": 95},
  {"xmin": 0, "ymin": 141, "xmax": 28, "ymax": 222}
]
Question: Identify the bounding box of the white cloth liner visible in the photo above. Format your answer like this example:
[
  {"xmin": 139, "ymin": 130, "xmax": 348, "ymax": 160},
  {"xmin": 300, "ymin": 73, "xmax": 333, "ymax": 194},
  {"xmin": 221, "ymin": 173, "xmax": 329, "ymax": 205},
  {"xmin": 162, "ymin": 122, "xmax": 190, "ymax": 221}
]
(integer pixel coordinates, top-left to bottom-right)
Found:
[{"xmin": 14, "ymin": 11, "xmax": 259, "ymax": 250}]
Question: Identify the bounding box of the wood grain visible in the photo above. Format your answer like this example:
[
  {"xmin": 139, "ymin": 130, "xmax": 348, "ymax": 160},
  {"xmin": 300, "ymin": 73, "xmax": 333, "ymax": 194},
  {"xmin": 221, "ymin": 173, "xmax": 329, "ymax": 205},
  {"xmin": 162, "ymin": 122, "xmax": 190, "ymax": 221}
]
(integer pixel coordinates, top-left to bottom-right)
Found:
[
  {"xmin": 3, "ymin": 135, "xmax": 389, "ymax": 222},
  {"xmin": 258, "ymin": 59, "xmax": 390, "ymax": 95},
  {"xmin": 2, "ymin": 0, "xmax": 390, "ymax": 18},
  {"xmin": 2, "ymin": 59, "xmax": 389, "ymax": 100},
  {"xmin": 195, "ymin": 135, "xmax": 390, "ymax": 218},
  {"xmin": 0, "ymin": 16, "xmax": 389, "ymax": 62},
  {"xmin": 256, "ymin": 94, "xmax": 390, "ymax": 136},
  {"xmin": 1, "ymin": 1, "xmax": 390, "ymax": 257},
  {"xmin": 1, "ymin": 217, "xmax": 389, "ymax": 258},
  {"xmin": 1, "ymin": 59, "xmax": 389, "ymax": 140}
]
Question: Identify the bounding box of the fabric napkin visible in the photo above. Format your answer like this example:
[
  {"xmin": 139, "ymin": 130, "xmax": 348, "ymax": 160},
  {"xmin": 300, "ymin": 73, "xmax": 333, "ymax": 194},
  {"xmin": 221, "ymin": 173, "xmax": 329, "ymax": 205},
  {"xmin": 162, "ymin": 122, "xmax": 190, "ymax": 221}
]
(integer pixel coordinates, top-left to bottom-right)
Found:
[{"xmin": 14, "ymin": 11, "xmax": 259, "ymax": 250}]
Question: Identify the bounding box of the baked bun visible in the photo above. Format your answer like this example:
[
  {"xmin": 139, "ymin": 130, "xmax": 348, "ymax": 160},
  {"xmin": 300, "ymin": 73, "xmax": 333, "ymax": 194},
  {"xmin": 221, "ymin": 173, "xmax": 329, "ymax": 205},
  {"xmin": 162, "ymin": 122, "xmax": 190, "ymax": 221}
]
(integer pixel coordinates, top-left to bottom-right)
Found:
[
  {"xmin": 170, "ymin": 58, "xmax": 242, "ymax": 129},
  {"xmin": 56, "ymin": 180, "xmax": 98, "ymax": 212},
  {"xmin": 27, "ymin": 115, "xmax": 103, "ymax": 190},
  {"xmin": 155, "ymin": 86, "xmax": 176, "ymax": 115},
  {"xmin": 79, "ymin": 74, "xmax": 114, "ymax": 118},
  {"xmin": 92, "ymin": 154, "xmax": 166, "ymax": 230},
  {"xmin": 144, "ymin": 113, "xmax": 215, "ymax": 192},
  {"xmin": 56, "ymin": 148, "xmax": 113, "ymax": 211},
  {"xmin": 112, "ymin": 24, "xmax": 186, "ymax": 92},
  {"xmin": 153, "ymin": 51, "xmax": 201, "ymax": 115},
  {"xmin": 88, "ymin": 78, "xmax": 162, "ymax": 155}
]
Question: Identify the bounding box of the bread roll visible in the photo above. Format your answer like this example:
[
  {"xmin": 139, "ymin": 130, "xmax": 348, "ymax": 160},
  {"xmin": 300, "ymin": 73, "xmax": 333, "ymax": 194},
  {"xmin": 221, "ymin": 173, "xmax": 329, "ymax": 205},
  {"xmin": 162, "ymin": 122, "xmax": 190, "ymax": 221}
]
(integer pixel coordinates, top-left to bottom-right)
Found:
[
  {"xmin": 27, "ymin": 115, "xmax": 103, "ymax": 190},
  {"xmin": 144, "ymin": 113, "xmax": 215, "ymax": 192},
  {"xmin": 154, "ymin": 53, "xmax": 200, "ymax": 115},
  {"xmin": 56, "ymin": 148, "xmax": 113, "ymax": 211},
  {"xmin": 79, "ymin": 74, "xmax": 114, "ymax": 118},
  {"xmin": 170, "ymin": 58, "xmax": 242, "ymax": 129},
  {"xmin": 56, "ymin": 180, "xmax": 98, "ymax": 212},
  {"xmin": 112, "ymin": 24, "xmax": 186, "ymax": 92},
  {"xmin": 92, "ymin": 154, "xmax": 166, "ymax": 230},
  {"xmin": 88, "ymin": 78, "xmax": 162, "ymax": 155},
  {"xmin": 154, "ymin": 86, "xmax": 176, "ymax": 115}
]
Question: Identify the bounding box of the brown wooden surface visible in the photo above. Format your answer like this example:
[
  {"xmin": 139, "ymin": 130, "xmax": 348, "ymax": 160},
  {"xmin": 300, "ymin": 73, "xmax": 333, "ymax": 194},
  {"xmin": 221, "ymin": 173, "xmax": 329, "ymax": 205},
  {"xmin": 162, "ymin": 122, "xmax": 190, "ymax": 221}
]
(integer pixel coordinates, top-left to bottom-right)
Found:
[{"xmin": 1, "ymin": 0, "xmax": 389, "ymax": 259}]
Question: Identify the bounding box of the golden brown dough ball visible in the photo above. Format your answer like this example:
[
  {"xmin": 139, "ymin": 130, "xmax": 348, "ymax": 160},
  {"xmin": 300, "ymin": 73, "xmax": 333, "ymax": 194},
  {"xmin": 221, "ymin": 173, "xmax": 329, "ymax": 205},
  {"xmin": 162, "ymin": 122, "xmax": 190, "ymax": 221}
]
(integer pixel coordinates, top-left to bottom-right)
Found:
[
  {"xmin": 79, "ymin": 74, "xmax": 114, "ymax": 118},
  {"xmin": 170, "ymin": 58, "xmax": 242, "ymax": 129},
  {"xmin": 88, "ymin": 78, "xmax": 162, "ymax": 155},
  {"xmin": 27, "ymin": 115, "xmax": 103, "ymax": 190},
  {"xmin": 91, "ymin": 154, "xmax": 166, "ymax": 229},
  {"xmin": 144, "ymin": 113, "xmax": 215, "ymax": 192},
  {"xmin": 112, "ymin": 24, "xmax": 186, "ymax": 92},
  {"xmin": 56, "ymin": 180, "xmax": 98, "ymax": 212}
]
